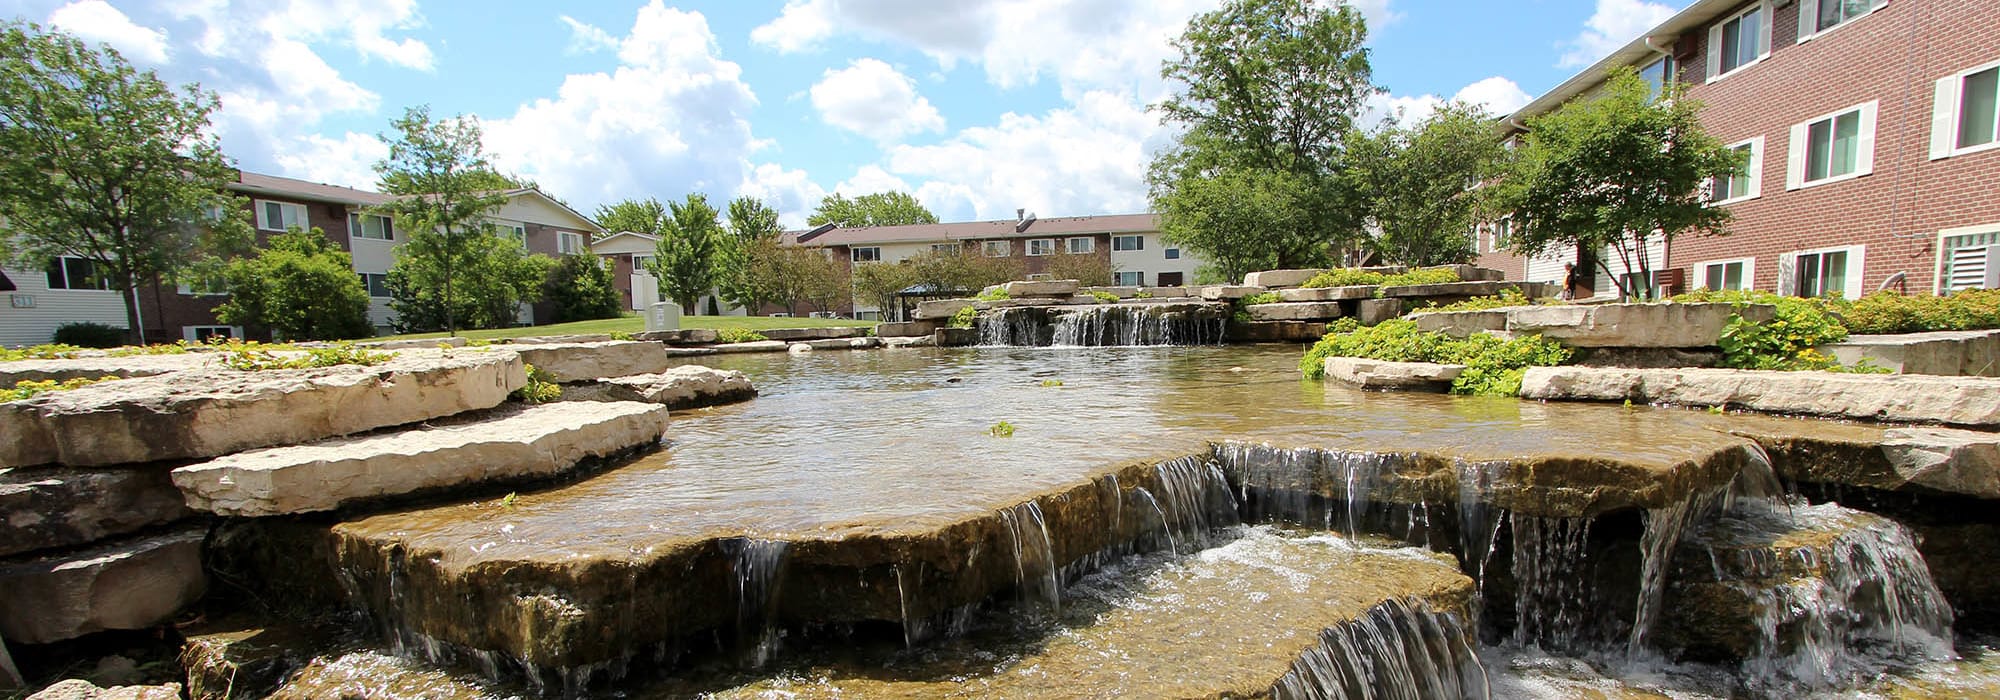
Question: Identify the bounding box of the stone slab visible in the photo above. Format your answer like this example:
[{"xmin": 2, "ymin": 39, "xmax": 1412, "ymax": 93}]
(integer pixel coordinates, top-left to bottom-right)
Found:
[
  {"xmin": 662, "ymin": 347, "xmax": 718, "ymax": 357},
  {"xmin": 502, "ymin": 334, "xmax": 616, "ymax": 345},
  {"xmin": 1197, "ymin": 285, "xmax": 1266, "ymax": 301},
  {"xmin": 1138, "ymin": 286, "xmax": 1191, "ymax": 298},
  {"xmin": 1409, "ymin": 309, "xmax": 1510, "ymax": 336},
  {"xmin": 508, "ymin": 341, "xmax": 671, "ymax": 383},
  {"xmin": 1823, "ymin": 329, "xmax": 2000, "ymax": 377},
  {"xmin": 633, "ymin": 329, "xmax": 720, "ymax": 345},
  {"xmin": 560, "ymin": 366, "xmax": 756, "ymax": 411},
  {"xmin": 0, "ymin": 352, "xmax": 525, "ymax": 469},
  {"xmin": 1880, "ymin": 427, "xmax": 2000, "ymax": 499},
  {"xmin": 1324, "ymin": 357, "xmax": 1464, "ymax": 391},
  {"xmin": 1001, "ymin": 280, "xmax": 1081, "ymax": 297},
  {"xmin": 1276, "ymin": 285, "xmax": 1376, "ymax": 302},
  {"xmin": 759, "ymin": 327, "xmax": 867, "ymax": 341},
  {"xmin": 1357, "ymin": 298, "xmax": 1404, "ymax": 326},
  {"xmin": 1508, "ymin": 302, "xmax": 1774, "ymax": 348},
  {"xmin": 357, "ymin": 337, "xmax": 465, "ymax": 351},
  {"xmin": 1247, "ymin": 302, "xmax": 1344, "ymax": 322},
  {"xmin": 933, "ymin": 327, "xmax": 979, "ymax": 347},
  {"xmin": 1520, "ymin": 366, "xmax": 2000, "ymax": 426},
  {"xmin": 0, "ymin": 529, "xmax": 205, "ymax": 644},
  {"xmin": 1080, "ymin": 286, "xmax": 1140, "ymax": 299},
  {"xmin": 171, "ymin": 402, "xmax": 670, "ymax": 517},
  {"xmin": 709, "ymin": 340, "xmax": 789, "ymax": 354},
  {"xmin": 1419, "ymin": 264, "xmax": 1505, "ymax": 282},
  {"xmin": 873, "ymin": 321, "xmax": 939, "ymax": 337},
  {"xmin": 1241, "ymin": 269, "xmax": 1323, "ymax": 288},
  {"xmin": 799, "ymin": 337, "xmax": 881, "ymax": 351},
  {"xmin": 26, "ymin": 679, "xmax": 181, "ymax": 700},
  {"xmin": 881, "ymin": 335, "xmax": 936, "ymax": 348},
  {"xmin": 0, "ymin": 354, "xmax": 211, "ymax": 386},
  {"xmin": 1226, "ymin": 321, "xmax": 1327, "ymax": 343},
  {"xmin": 914, "ymin": 299, "xmax": 973, "ymax": 320},
  {"xmin": 0, "ymin": 467, "xmax": 190, "ymax": 558},
  {"xmin": 1379, "ymin": 280, "xmax": 1509, "ymax": 298}
]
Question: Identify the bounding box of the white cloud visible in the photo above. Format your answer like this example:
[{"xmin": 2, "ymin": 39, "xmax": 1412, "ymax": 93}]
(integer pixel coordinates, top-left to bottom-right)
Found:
[
  {"xmin": 1557, "ymin": 0, "xmax": 1676, "ymax": 69},
  {"xmin": 738, "ymin": 163, "xmax": 828, "ymax": 228},
  {"xmin": 809, "ymin": 58, "xmax": 945, "ymax": 143},
  {"xmin": 47, "ymin": 0, "xmax": 170, "ymax": 64},
  {"xmin": 272, "ymin": 131, "xmax": 390, "ymax": 190},
  {"xmin": 1452, "ymin": 76, "xmax": 1532, "ymax": 116},
  {"xmin": 833, "ymin": 164, "xmax": 913, "ymax": 197},
  {"xmin": 749, "ymin": 0, "xmax": 838, "ymax": 54},
  {"xmin": 559, "ymin": 15, "xmax": 619, "ymax": 54},
  {"xmin": 1362, "ymin": 75, "xmax": 1534, "ymax": 128}
]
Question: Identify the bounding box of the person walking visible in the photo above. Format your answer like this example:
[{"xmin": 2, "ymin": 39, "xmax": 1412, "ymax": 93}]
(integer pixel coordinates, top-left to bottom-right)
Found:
[{"xmin": 1560, "ymin": 263, "xmax": 1579, "ymax": 301}]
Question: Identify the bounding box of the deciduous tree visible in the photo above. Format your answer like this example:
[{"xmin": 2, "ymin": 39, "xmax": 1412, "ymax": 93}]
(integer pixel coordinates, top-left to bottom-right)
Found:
[
  {"xmin": 717, "ymin": 196, "xmax": 784, "ymax": 313},
  {"xmin": 215, "ymin": 228, "xmax": 373, "ymax": 341},
  {"xmin": 807, "ymin": 191, "xmax": 939, "ymax": 228},
  {"xmin": 374, "ymin": 105, "xmax": 520, "ymax": 335},
  {"xmin": 648, "ymin": 194, "xmax": 723, "ymax": 315},
  {"xmin": 1347, "ymin": 102, "xmax": 1509, "ymax": 267},
  {"xmin": 542, "ymin": 253, "xmax": 623, "ymax": 323},
  {"xmin": 595, "ymin": 197, "xmax": 668, "ymax": 236}
]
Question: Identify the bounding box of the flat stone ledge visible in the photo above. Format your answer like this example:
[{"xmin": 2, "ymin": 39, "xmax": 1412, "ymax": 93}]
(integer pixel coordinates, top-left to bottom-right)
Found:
[
  {"xmin": 874, "ymin": 321, "xmax": 938, "ymax": 337},
  {"xmin": 1139, "ymin": 286, "xmax": 1191, "ymax": 298},
  {"xmin": 1357, "ymin": 298, "xmax": 1403, "ymax": 325},
  {"xmin": 172, "ymin": 401, "xmax": 670, "ymax": 517},
  {"xmin": 1197, "ymin": 285, "xmax": 1266, "ymax": 301},
  {"xmin": 0, "ymin": 529, "xmax": 205, "ymax": 644},
  {"xmin": 799, "ymin": 337, "xmax": 880, "ymax": 351},
  {"xmin": 1080, "ymin": 286, "xmax": 1140, "ymax": 299},
  {"xmin": 1420, "ymin": 264, "xmax": 1506, "ymax": 282},
  {"xmin": 1520, "ymin": 366, "xmax": 2000, "ymax": 427},
  {"xmin": 914, "ymin": 299, "xmax": 973, "ymax": 320},
  {"xmin": 500, "ymin": 334, "xmax": 616, "ymax": 345},
  {"xmin": 509, "ymin": 341, "xmax": 671, "ymax": 383},
  {"xmin": 760, "ymin": 327, "xmax": 867, "ymax": 341},
  {"xmin": 561, "ymin": 366, "xmax": 756, "ymax": 411},
  {"xmin": 662, "ymin": 347, "xmax": 718, "ymax": 357},
  {"xmin": 0, "ymin": 354, "xmax": 212, "ymax": 386},
  {"xmin": 1227, "ymin": 321, "xmax": 1326, "ymax": 343},
  {"xmin": 0, "ymin": 352, "xmax": 525, "ymax": 469},
  {"xmin": 356, "ymin": 337, "xmax": 466, "ymax": 351},
  {"xmin": 1509, "ymin": 302, "xmax": 1773, "ymax": 348},
  {"xmin": 1247, "ymin": 302, "xmax": 1344, "ymax": 322},
  {"xmin": 0, "ymin": 467, "xmax": 191, "ymax": 558},
  {"xmin": 1001, "ymin": 280, "xmax": 1081, "ymax": 297},
  {"xmin": 710, "ymin": 340, "xmax": 789, "ymax": 354},
  {"xmin": 1324, "ymin": 357, "xmax": 1463, "ymax": 391},
  {"xmin": 1379, "ymin": 280, "xmax": 1511, "ymax": 298},
  {"xmin": 882, "ymin": 335, "xmax": 936, "ymax": 348},
  {"xmin": 1823, "ymin": 329, "xmax": 2000, "ymax": 377},
  {"xmin": 633, "ymin": 329, "xmax": 719, "ymax": 345},
  {"xmin": 933, "ymin": 328, "xmax": 978, "ymax": 347},
  {"xmin": 1880, "ymin": 427, "xmax": 2000, "ymax": 499},
  {"xmin": 1241, "ymin": 269, "xmax": 1323, "ymax": 288},
  {"xmin": 1408, "ymin": 309, "xmax": 1512, "ymax": 336},
  {"xmin": 1276, "ymin": 285, "xmax": 1376, "ymax": 302}
]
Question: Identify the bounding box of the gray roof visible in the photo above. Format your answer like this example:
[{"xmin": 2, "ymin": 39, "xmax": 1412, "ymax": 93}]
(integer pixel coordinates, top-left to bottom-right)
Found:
[
  {"xmin": 790, "ymin": 213, "xmax": 1159, "ymax": 246},
  {"xmin": 229, "ymin": 171, "xmax": 392, "ymax": 206}
]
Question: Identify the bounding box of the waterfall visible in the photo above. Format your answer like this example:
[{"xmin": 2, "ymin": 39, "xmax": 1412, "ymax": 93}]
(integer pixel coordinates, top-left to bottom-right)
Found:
[
  {"xmin": 978, "ymin": 307, "xmax": 1047, "ymax": 346},
  {"xmin": 1508, "ymin": 514, "xmax": 1599, "ymax": 651},
  {"xmin": 1275, "ymin": 598, "xmax": 1491, "ymax": 700},
  {"xmin": 729, "ymin": 538, "xmax": 789, "ymax": 666},
  {"xmin": 976, "ymin": 303, "xmax": 1228, "ymax": 347},
  {"xmin": 1211, "ymin": 442, "xmax": 1404, "ymax": 538},
  {"xmin": 1151, "ymin": 455, "xmax": 1240, "ymax": 553},
  {"xmin": 999, "ymin": 501, "xmax": 1062, "ymax": 615}
]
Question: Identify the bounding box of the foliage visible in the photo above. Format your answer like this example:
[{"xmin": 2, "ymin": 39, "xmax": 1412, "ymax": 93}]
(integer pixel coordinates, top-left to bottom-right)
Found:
[
  {"xmin": 1346, "ymin": 102, "xmax": 1508, "ymax": 266},
  {"xmin": 988, "ymin": 420, "xmax": 1017, "ymax": 438},
  {"xmin": 3, "ymin": 375, "xmax": 118, "ymax": 402},
  {"xmin": 1239, "ymin": 292, "xmax": 1280, "ymax": 307},
  {"xmin": 594, "ymin": 197, "xmax": 668, "ymax": 236},
  {"xmin": 374, "ymin": 105, "xmax": 522, "ymax": 335},
  {"xmin": 1672, "ymin": 289, "xmax": 1851, "ymax": 371},
  {"xmin": 542, "ymin": 253, "xmax": 624, "ymax": 323},
  {"xmin": 806, "ymin": 192, "xmax": 939, "ymax": 228},
  {"xmin": 717, "ymin": 328, "xmax": 767, "ymax": 344},
  {"xmin": 1089, "ymin": 291, "xmax": 1122, "ymax": 304},
  {"xmin": 1042, "ymin": 251, "xmax": 1115, "ymax": 287},
  {"xmin": 0, "ymin": 344, "xmax": 87, "ymax": 361},
  {"xmin": 1495, "ymin": 68, "xmax": 1740, "ymax": 301},
  {"xmin": 648, "ymin": 194, "xmax": 726, "ymax": 315},
  {"xmin": 1843, "ymin": 289, "xmax": 2000, "ymax": 335},
  {"xmin": 950, "ymin": 305, "xmax": 978, "ymax": 329},
  {"xmin": 1427, "ymin": 288, "xmax": 1540, "ymax": 313},
  {"xmin": 1302, "ymin": 267, "xmax": 1459, "ymax": 289},
  {"xmin": 1040, "ymin": 379, "xmax": 1064, "ymax": 387},
  {"xmin": 221, "ymin": 342, "xmax": 390, "ymax": 371},
  {"xmin": 1134, "ymin": 291, "xmax": 1154, "ymax": 299},
  {"xmin": 217, "ymin": 229, "xmax": 374, "ymax": 340},
  {"xmin": 790, "ymin": 247, "xmax": 853, "ymax": 314},
  {"xmin": 975, "ymin": 287, "xmax": 1011, "ymax": 302},
  {"xmin": 1149, "ymin": 0, "xmax": 1378, "ymax": 280},
  {"xmin": 904, "ymin": 248, "xmax": 1022, "ymax": 296},
  {"xmin": 0, "ymin": 21, "xmax": 254, "ymax": 344},
  {"xmin": 716, "ymin": 196, "xmax": 786, "ymax": 313},
  {"xmin": 852, "ymin": 261, "xmax": 919, "ymax": 319},
  {"xmin": 511, "ymin": 364, "xmax": 563, "ymax": 404},
  {"xmin": 52, "ymin": 322, "xmax": 127, "ymax": 348},
  {"xmin": 1298, "ymin": 319, "xmax": 1572, "ymax": 396}
]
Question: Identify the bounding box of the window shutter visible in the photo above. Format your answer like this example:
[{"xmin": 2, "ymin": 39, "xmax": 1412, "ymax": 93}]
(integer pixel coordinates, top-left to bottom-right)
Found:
[
  {"xmin": 1745, "ymin": 137, "xmax": 1764, "ymax": 199},
  {"xmin": 1706, "ymin": 23, "xmax": 1724, "ymax": 81},
  {"xmin": 1776, "ymin": 253, "xmax": 1797, "ymax": 295},
  {"xmin": 1757, "ymin": 3, "xmax": 1771, "ymax": 58},
  {"xmin": 1844, "ymin": 246, "xmax": 1866, "ymax": 300},
  {"xmin": 1785, "ymin": 123, "xmax": 1809, "ymax": 190},
  {"xmin": 1932, "ymin": 76, "xmax": 1961, "ymax": 160},
  {"xmin": 1798, "ymin": 0, "xmax": 1819, "ymax": 41},
  {"xmin": 1986, "ymin": 245, "xmax": 2000, "ymax": 290},
  {"xmin": 1855, "ymin": 101, "xmax": 1879, "ymax": 178}
]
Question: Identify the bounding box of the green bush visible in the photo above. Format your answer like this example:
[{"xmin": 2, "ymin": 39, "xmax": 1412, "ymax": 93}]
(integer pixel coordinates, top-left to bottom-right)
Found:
[
  {"xmin": 1089, "ymin": 290, "xmax": 1121, "ymax": 304},
  {"xmin": 975, "ymin": 287, "xmax": 1010, "ymax": 302},
  {"xmin": 216, "ymin": 228, "xmax": 374, "ymax": 341},
  {"xmin": 1301, "ymin": 267, "xmax": 1459, "ymax": 289},
  {"xmin": 1240, "ymin": 291, "xmax": 1280, "ymax": 306},
  {"xmin": 718, "ymin": 328, "xmax": 768, "ymax": 344},
  {"xmin": 220, "ymin": 341, "xmax": 390, "ymax": 371},
  {"xmin": 1427, "ymin": 288, "xmax": 1540, "ymax": 312},
  {"xmin": 52, "ymin": 322, "xmax": 125, "ymax": 348},
  {"xmin": 1843, "ymin": 289, "xmax": 2000, "ymax": 335},
  {"xmin": 512, "ymin": 364, "xmax": 562, "ymax": 404},
  {"xmin": 950, "ymin": 305, "xmax": 978, "ymax": 329},
  {"xmin": 1673, "ymin": 289, "xmax": 1850, "ymax": 371},
  {"xmin": 1299, "ymin": 319, "xmax": 1571, "ymax": 396},
  {"xmin": 542, "ymin": 253, "xmax": 626, "ymax": 323}
]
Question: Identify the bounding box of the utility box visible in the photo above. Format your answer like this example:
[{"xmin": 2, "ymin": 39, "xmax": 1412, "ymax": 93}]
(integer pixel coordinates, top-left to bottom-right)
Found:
[{"xmin": 646, "ymin": 302, "xmax": 681, "ymax": 331}]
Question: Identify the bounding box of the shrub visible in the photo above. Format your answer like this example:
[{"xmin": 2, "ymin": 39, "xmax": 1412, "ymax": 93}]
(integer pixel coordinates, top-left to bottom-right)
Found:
[
  {"xmin": 975, "ymin": 287, "xmax": 1010, "ymax": 302},
  {"xmin": 1239, "ymin": 291, "xmax": 1280, "ymax": 306},
  {"xmin": 512, "ymin": 364, "xmax": 563, "ymax": 404},
  {"xmin": 221, "ymin": 342, "xmax": 389, "ymax": 371},
  {"xmin": 1427, "ymin": 288, "xmax": 1539, "ymax": 313},
  {"xmin": 718, "ymin": 328, "xmax": 768, "ymax": 344},
  {"xmin": 543, "ymin": 253, "xmax": 626, "ymax": 323},
  {"xmin": 950, "ymin": 306, "xmax": 978, "ymax": 329},
  {"xmin": 1299, "ymin": 319, "xmax": 1571, "ymax": 397},
  {"xmin": 1089, "ymin": 290, "xmax": 1122, "ymax": 304},
  {"xmin": 1843, "ymin": 289, "xmax": 2000, "ymax": 335},
  {"xmin": 1672, "ymin": 289, "xmax": 1849, "ymax": 371},
  {"xmin": 52, "ymin": 322, "xmax": 125, "ymax": 348},
  {"xmin": 1301, "ymin": 267, "xmax": 1459, "ymax": 289},
  {"xmin": 217, "ymin": 228, "xmax": 375, "ymax": 341}
]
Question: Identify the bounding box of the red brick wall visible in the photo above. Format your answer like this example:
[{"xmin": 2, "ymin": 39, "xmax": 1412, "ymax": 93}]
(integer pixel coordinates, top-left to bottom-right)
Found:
[{"xmin": 140, "ymin": 196, "xmax": 360, "ymax": 341}]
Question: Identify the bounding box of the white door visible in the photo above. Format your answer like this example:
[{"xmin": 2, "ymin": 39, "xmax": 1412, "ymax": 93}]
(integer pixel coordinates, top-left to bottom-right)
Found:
[{"xmin": 631, "ymin": 255, "xmax": 659, "ymax": 311}]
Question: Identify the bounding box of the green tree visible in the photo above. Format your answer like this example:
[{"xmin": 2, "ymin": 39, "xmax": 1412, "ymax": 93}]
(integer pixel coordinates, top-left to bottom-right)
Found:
[
  {"xmin": 215, "ymin": 228, "xmax": 373, "ymax": 341},
  {"xmin": 0, "ymin": 21, "xmax": 253, "ymax": 344},
  {"xmin": 373, "ymin": 105, "xmax": 516, "ymax": 335},
  {"xmin": 1043, "ymin": 250, "xmax": 1115, "ymax": 286},
  {"xmin": 806, "ymin": 191, "xmax": 939, "ymax": 228},
  {"xmin": 1347, "ymin": 102, "xmax": 1510, "ymax": 267},
  {"xmin": 717, "ymin": 196, "xmax": 784, "ymax": 313},
  {"xmin": 905, "ymin": 247, "xmax": 1021, "ymax": 295},
  {"xmin": 1149, "ymin": 0, "xmax": 1378, "ymax": 280},
  {"xmin": 595, "ymin": 197, "xmax": 668, "ymax": 236},
  {"xmin": 1496, "ymin": 68, "xmax": 1740, "ymax": 300},
  {"xmin": 385, "ymin": 234, "xmax": 550, "ymax": 332},
  {"xmin": 648, "ymin": 193, "xmax": 724, "ymax": 315},
  {"xmin": 787, "ymin": 246, "xmax": 852, "ymax": 315},
  {"xmin": 542, "ymin": 253, "xmax": 623, "ymax": 323},
  {"xmin": 852, "ymin": 261, "xmax": 918, "ymax": 319}
]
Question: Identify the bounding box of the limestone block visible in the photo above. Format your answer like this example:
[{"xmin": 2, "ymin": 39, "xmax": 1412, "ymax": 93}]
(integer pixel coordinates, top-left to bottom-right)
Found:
[
  {"xmin": 1380, "ymin": 281, "xmax": 1509, "ymax": 298},
  {"xmin": 0, "ymin": 529, "xmax": 205, "ymax": 644},
  {"xmin": 1226, "ymin": 321, "xmax": 1327, "ymax": 343},
  {"xmin": 662, "ymin": 347, "xmax": 718, "ymax": 357},
  {"xmin": 1080, "ymin": 286, "xmax": 1140, "ymax": 299},
  {"xmin": 1409, "ymin": 310, "xmax": 1509, "ymax": 337},
  {"xmin": 27, "ymin": 679, "xmax": 182, "ymax": 700},
  {"xmin": 933, "ymin": 328, "xmax": 979, "ymax": 347},
  {"xmin": 1508, "ymin": 303, "xmax": 1775, "ymax": 348},
  {"xmin": 0, "ymin": 352, "xmax": 525, "ymax": 469},
  {"xmin": 1241, "ymin": 269, "xmax": 1323, "ymax": 288},
  {"xmin": 509, "ymin": 341, "xmax": 671, "ymax": 382},
  {"xmin": 358, "ymin": 337, "xmax": 464, "ymax": 351},
  {"xmin": 710, "ymin": 340, "xmax": 789, "ymax": 354},
  {"xmin": 633, "ymin": 329, "xmax": 720, "ymax": 345},
  {"xmin": 0, "ymin": 355, "xmax": 210, "ymax": 386},
  {"xmin": 875, "ymin": 321, "xmax": 939, "ymax": 338},
  {"xmin": 1197, "ymin": 285, "xmax": 1266, "ymax": 301},
  {"xmin": 1823, "ymin": 329, "xmax": 2000, "ymax": 377},
  {"xmin": 1247, "ymin": 302, "xmax": 1345, "ymax": 322},
  {"xmin": 1419, "ymin": 264, "xmax": 1505, "ymax": 282},
  {"xmin": 802, "ymin": 337, "xmax": 881, "ymax": 350},
  {"xmin": 1139, "ymin": 286, "xmax": 1191, "ymax": 298},
  {"xmin": 172, "ymin": 402, "xmax": 670, "ymax": 517},
  {"xmin": 1519, "ymin": 366, "xmax": 2000, "ymax": 426},
  {"xmin": 914, "ymin": 300, "xmax": 972, "ymax": 321},
  {"xmin": 1001, "ymin": 280, "xmax": 1082, "ymax": 297},
  {"xmin": 1323, "ymin": 357, "xmax": 1463, "ymax": 392},
  {"xmin": 503, "ymin": 334, "xmax": 616, "ymax": 345},
  {"xmin": 1276, "ymin": 285, "xmax": 1375, "ymax": 302},
  {"xmin": 0, "ymin": 468, "xmax": 190, "ymax": 558},
  {"xmin": 1880, "ymin": 427, "xmax": 2000, "ymax": 499},
  {"xmin": 882, "ymin": 335, "xmax": 936, "ymax": 348},
  {"xmin": 1357, "ymin": 298, "xmax": 1404, "ymax": 326},
  {"xmin": 561, "ymin": 366, "xmax": 755, "ymax": 411},
  {"xmin": 760, "ymin": 327, "xmax": 866, "ymax": 341}
]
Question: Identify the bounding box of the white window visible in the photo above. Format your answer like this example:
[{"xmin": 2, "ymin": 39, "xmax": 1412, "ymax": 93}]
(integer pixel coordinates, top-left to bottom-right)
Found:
[
  {"xmin": 1112, "ymin": 235, "xmax": 1144, "ymax": 252},
  {"xmin": 348, "ymin": 213, "xmax": 394, "ymax": 241},
  {"xmin": 1709, "ymin": 137, "xmax": 1764, "ymax": 204},
  {"xmin": 44, "ymin": 256, "xmax": 111, "ymax": 290},
  {"xmin": 357, "ymin": 273, "xmax": 392, "ymax": 298},
  {"xmin": 492, "ymin": 221, "xmax": 526, "ymax": 246},
  {"xmin": 1937, "ymin": 224, "xmax": 2000, "ymax": 292},
  {"xmin": 255, "ymin": 200, "xmax": 309, "ymax": 232},
  {"xmin": 1638, "ymin": 55, "xmax": 1675, "ymax": 100},
  {"xmin": 1065, "ymin": 237, "xmax": 1095, "ymax": 254},
  {"xmin": 1778, "ymin": 245, "xmax": 1865, "ymax": 300},
  {"xmin": 932, "ymin": 243, "xmax": 957, "ymax": 254},
  {"xmin": 1492, "ymin": 218, "xmax": 1513, "ymax": 249},
  {"xmin": 1026, "ymin": 238, "xmax": 1055, "ymax": 256},
  {"xmin": 1114, "ymin": 271, "xmax": 1144, "ymax": 286},
  {"xmin": 1931, "ymin": 60, "xmax": 2000, "ymax": 160},
  {"xmin": 1706, "ymin": 3, "xmax": 1769, "ymax": 82},
  {"xmin": 1799, "ymin": 0, "xmax": 1886, "ymax": 41},
  {"xmin": 1165, "ymin": 248, "xmax": 1181, "ymax": 260},
  {"xmin": 1787, "ymin": 101, "xmax": 1877, "ymax": 189},
  {"xmin": 852, "ymin": 246, "xmax": 882, "ymax": 263},
  {"xmin": 982, "ymin": 240, "xmax": 1011, "ymax": 257},
  {"xmin": 1698, "ymin": 257, "xmax": 1756, "ymax": 291}
]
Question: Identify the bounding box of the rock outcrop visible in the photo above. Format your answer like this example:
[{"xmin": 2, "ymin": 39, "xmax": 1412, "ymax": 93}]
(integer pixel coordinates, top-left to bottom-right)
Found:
[
  {"xmin": 1413, "ymin": 302, "xmax": 1773, "ymax": 348},
  {"xmin": 1520, "ymin": 366, "xmax": 2000, "ymax": 426},
  {"xmin": 1246, "ymin": 302, "xmax": 1344, "ymax": 321},
  {"xmin": 560, "ymin": 366, "xmax": 755, "ymax": 410},
  {"xmin": 1241, "ymin": 269, "xmax": 1323, "ymax": 288},
  {"xmin": 1323, "ymin": 358, "xmax": 1463, "ymax": 392},
  {"xmin": 508, "ymin": 341, "xmax": 670, "ymax": 383},
  {"xmin": 1821, "ymin": 329, "xmax": 2000, "ymax": 377},
  {"xmin": 0, "ymin": 529, "xmax": 205, "ymax": 644},
  {"xmin": 0, "ymin": 355, "xmax": 210, "ymax": 385},
  {"xmin": 1001, "ymin": 279, "xmax": 1081, "ymax": 297},
  {"xmin": 0, "ymin": 468, "xmax": 190, "ymax": 557}
]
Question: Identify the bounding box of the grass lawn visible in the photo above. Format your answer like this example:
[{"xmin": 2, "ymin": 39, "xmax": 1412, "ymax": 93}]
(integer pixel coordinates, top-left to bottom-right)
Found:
[{"xmin": 371, "ymin": 314, "xmax": 875, "ymax": 342}]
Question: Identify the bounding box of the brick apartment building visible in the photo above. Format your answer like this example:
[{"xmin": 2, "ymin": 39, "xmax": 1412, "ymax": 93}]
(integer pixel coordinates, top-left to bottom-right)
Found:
[{"xmin": 1478, "ymin": 0, "xmax": 2000, "ymax": 299}]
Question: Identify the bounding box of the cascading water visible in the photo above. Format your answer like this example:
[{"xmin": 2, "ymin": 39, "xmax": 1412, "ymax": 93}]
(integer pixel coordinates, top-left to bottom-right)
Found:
[
  {"xmin": 998, "ymin": 501, "xmax": 1062, "ymax": 614},
  {"xmin": 976, "ymin": 303, "xmax": 1228, "ymax": 346},
  {"xmin": 978, "ymin": 307, "xmax": 1047, "ymax": 346},
  {"xmin": 728, "ymin": 538, "xmax": 789, "ymax": 666},
  {"xmin": 1507, "ymin": 514, "xmax": 1600, "ymax": 651},
  {"xmin": 1210, "ymin": 442, "xmax": 1403, "ymax": 539},
  {"xmin": 1276, "ymin": 598, "xmax": 1492, "ymax": 700},
  {"xmin": 1151, "ymin": 455, "xmax": 1240, "ymax": 553}
]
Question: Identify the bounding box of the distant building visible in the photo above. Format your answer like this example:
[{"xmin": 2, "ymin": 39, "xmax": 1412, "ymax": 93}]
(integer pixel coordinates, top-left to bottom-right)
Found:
[{"xmin": 1482, "ymin": 0, "xmax": 2000, "ymax": 298}]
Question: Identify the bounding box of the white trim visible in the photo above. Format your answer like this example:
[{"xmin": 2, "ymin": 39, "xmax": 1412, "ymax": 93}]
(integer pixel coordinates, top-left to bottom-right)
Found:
[
  {"xmin": 1935, "ymin": 222, "xmax": 2000, "ymax": 293},
  {"xmin": 1933, "ymin": 59, "xmax": 2000, "ymax": 160},
  {"xmin": 1797, "ymin": 0, "xmax": 1888, "ymax": 43},
  {"xmin": 1785, "ymin": 243, "xmax": 1866, "ymax": 300},
  {"xmin": 348, "ymin": 212, "xmax": 394, "ymax": 241},
  {"xmin": 557, "ymin": 230, "xmax": 586, "ymax": 255},
  {"xmin": 254, "ymin": 199, "xmax": 309, "ymax": 233},
  {"xmin": 1111, "ymin": 234, "xmax": 1144, "ymax": 252},
  {"xmin": 1706, "ymin": 1, "xmax": 1771, "ymax": 84},
  {"xmin": 1710, "ymin": 136, "xmax": 1765, "ymax": 205},
  {"xmin": 181, "ymin": 325, "xmax": 243, "ymax": 342},
  {"xmin": 1695, "ymin": 256, "xmax": 1756, "ymax": 291},
  {"xmin": 851, "ymin": 246, "xmax": 882, "ymax": 263},
  {"xmin": 1113, "ymin": 271, "xmax": 1144, "ymax": 286},
  {"xmin": 1065, "ymin": 237, "xmax": 1095, "ymax": 254},
  {"xmin": 1025, "ymin": 238, "xmax": 1055, "ymax": 256},
  {"xmin": 982, "ymin": 240, "xmax": 1011, "ymax": 257},
  {"xmin": 1788, "ymin": 100, "xmax": 1878, "ymax": 190}
]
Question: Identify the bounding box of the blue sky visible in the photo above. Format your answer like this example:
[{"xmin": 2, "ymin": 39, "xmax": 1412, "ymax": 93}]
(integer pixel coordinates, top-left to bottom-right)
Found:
[{"xmin": 1, "ymin": 0, "xmax": 1684, "ymax": 226}]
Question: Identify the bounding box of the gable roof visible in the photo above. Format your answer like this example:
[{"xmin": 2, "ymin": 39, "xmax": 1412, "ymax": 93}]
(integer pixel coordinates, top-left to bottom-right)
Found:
[
  {"xmin": 789, "ymin": 213, "xmax": 1159, "ymax": 247},
  {"xmin": 1505, "ymin": 0, "xmax": 1747, "ymax": 129},
  {"xmin": 230, "ymin": 171, "xmax": 392, "ymax": 206},
  {"xmin": 499, "ymin": 188, "xmax": 606, "ymax": 234},
  {"xmin": 593, "ymin": 230, "xmax": 661, "ymax": 245}
]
